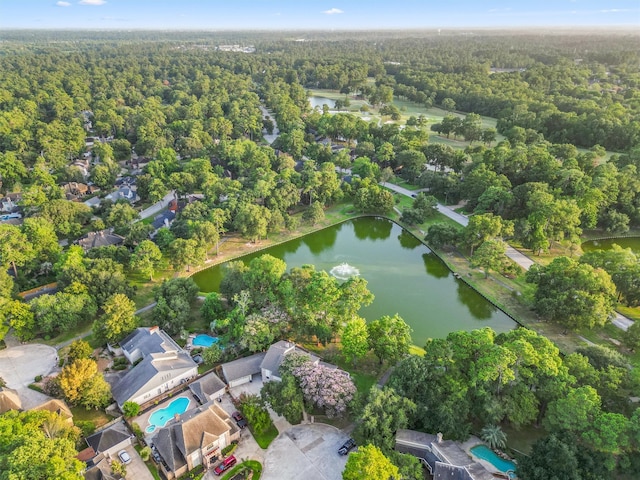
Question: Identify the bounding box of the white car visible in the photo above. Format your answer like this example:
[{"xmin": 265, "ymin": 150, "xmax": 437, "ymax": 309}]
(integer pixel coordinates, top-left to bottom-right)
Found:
[{"xmin": 118, "ymin": 450, "xmax": 132, "ymax": 464}]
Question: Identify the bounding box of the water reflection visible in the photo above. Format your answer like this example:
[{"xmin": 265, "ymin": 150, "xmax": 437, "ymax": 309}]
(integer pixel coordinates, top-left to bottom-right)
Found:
[
  {"xmin": 353, "ymin": 216, "xmax": 393, "ymax": 241},
  {"xmin": 398, "ymin": 230, "xmax": 421, "ymax": 250},
  {"xmin": 422, "ymin": 253, "xmax": 450, "ymax": 279},
  {"xmin": 456, "ymin": 281, "xmax": 495, "ymax": 320}
]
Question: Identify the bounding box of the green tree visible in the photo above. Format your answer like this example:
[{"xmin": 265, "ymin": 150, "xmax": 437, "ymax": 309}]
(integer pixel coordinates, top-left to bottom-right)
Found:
[
  {"xmin": 0, "ymin": 410, "xmax": 84, "ymax": 480},
  {"xmin": 303, "ymin": 201, "xmax": 325, "ymax": 225},
  {"xmin": 234, "ymin": 203, "xmax": 271, "ymax": 243},
  {"xmin": 424, "ymin": 223, "xmax": 460, "ymax": 249},
  {"xmin": 624, "ymin": 320, "xmax": 640, "ymax": 351},
  {"xmin": 201, "ymin": 292, "xmax": 226, "ymax": 325},
  {"xmin": 130, "ymin": 240, "xmax": 162, "ymax": 280},
  {"xmin": 480, "ymin": 424, "xmax": 507, "ymax": 450},
  {"xmin": 354, "ymin": 387, "xmax": 416, "ymax": 453},
  {"xmin": 66, "ymin": 340, "xmax": 93, "ymax": 364},
  {"xmin": 122, "ymin": 401, "xmax": 140, "ymax": 418},
  {"xmin": 58, "ymin": 358, "xmax": 111, "ymax": 409},
  {"xmin": 341, "ymin": 317, "xmax": 369, "ymax": 364},
  {"xmin": 110, "ymin": 460, "xmax": 127, "ymax": 478},
  {"xmin": 367, "ymin": 314, "xmax": 412, "ymax": 364},
  {"xmin": 526, "ymin": 256, "xmax": 617, "ymax": 330},
  {"xmin": 93, "ymin": 293, "xmax": 137, "ymax": 344},
  {"xmin": 261, "ymin": 373, "xmax": 305, "ymax": 424},
  {"xmin": 0, "ymin": 224, "xmax": 34, "ymax": 277},
  {"xmin": 343, "ymin": 444, "xmax": 399, "ymax": 480},
  {"xmin": 106, "ymin": 202, "xmax": 138, "ymax": 230},
  {"xmin": 169, "ymin": 238, "xmax": 205, "ymax": 272},
  {"xmin": 471, "ymin": 239, "xmax": 508, "ymax": 278},
  {"xmin": 202, "ymin": 344, "xmax": 223, "ymax": 365}
]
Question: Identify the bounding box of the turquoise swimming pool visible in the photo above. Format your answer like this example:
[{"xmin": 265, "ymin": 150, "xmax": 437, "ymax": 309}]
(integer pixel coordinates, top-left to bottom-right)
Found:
[
  {"xmin": 146, "ymin": 397, "xmax": 190, "ymax": 433},
  {"xmin": 471, "ymin": 444, "xmax": 517, "ymax": 478},
  {"xmin": 193, "ymin": 334, "xmax": 219, "ymax": 348}
]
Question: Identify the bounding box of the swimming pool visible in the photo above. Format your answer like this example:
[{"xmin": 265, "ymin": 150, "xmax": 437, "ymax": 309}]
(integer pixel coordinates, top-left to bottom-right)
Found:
[
  {"xmin": 146, "ymin": 397, "xmax": 191, "ymax": 433},
  {"xmin": 471, "ymin": 444, "xmax": 517, "ymax": 478},
  {"xmin": 193, "ymin": 334, "xmax": 219, "ymax": 348}
]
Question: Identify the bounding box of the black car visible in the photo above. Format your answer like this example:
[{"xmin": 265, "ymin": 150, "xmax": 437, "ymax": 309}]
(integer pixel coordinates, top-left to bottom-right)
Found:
[
  {"xmin": 338, "ymin": 438, "xmax": 356, "ymax": 455},
  {"xmin": 232, "ymin": 411, "xmax": 248, "ymax": 429}
]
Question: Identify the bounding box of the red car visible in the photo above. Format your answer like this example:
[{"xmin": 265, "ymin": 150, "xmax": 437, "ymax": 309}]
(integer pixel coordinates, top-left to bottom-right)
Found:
[
  {"xmin": 232, "ymin": 411, "xmax": 248, "ymax": 429},
  {"xmin": 214, "ymin": 455, "xmax": 237, "ymax": 475}
]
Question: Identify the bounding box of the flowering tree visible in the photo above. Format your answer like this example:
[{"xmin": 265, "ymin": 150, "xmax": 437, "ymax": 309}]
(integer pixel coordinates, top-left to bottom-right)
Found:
[{"xmin": 292, "ymin": 361, "xmax": 356, "ymax": 418}]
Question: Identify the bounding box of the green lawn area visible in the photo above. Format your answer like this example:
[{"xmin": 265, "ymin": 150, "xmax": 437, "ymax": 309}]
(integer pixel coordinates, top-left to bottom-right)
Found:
[
  {"xmin": 221, "ymin": 460, "xmax": 262, "ymax": 480},
  {"xmin": 617, "ymin": 305, "xmax": 640, "ymax": 322},
  {"xmin": 70, "ymin": 406, "xmax": 113, "ymax": 429},
  {"xmin": 250, "ymin": 424, "xmax": 278, "ymax": 449}
]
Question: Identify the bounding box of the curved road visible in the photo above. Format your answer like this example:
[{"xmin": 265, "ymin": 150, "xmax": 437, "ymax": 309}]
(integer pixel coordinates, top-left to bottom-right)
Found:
[{"xmin": 384, "ymin": 181, "xmax": 633, "ymax": 331}]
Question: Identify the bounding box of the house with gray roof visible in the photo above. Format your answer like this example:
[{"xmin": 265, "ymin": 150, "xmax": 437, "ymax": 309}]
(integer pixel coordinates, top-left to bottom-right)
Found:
[
  {"xmin": 395, "ymin": 430, "xmax": 496, "ymax": 480},
  {"xmin": 112, "ymin": 327, "xmax": 198, "ymax": 408},
  {"xmin": 260, "ymin": 340, "xmax": 320, "ymax": 382},
  {"xmin": 154, "ymin": 400, "xmax": 240, "ymax": 479},
  {"xmin": 220, "ymin": 352, "xmax": 266, "ymax": 388},
  {"xmin": 86, "ymin": 421, "xmax": 132, "ymax": 459},
  {"xmin": 188, "ymin": 371, "xmax": 226, "ymax": 404},
  {"xmin": 77, "ymin": 229, "xmax": 125, "ymax": 251}
]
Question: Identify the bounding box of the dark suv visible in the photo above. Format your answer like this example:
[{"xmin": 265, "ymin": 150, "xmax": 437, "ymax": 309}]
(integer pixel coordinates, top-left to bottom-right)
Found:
[
  {"xmin": 232, "ymin": 411, "xmax": 248, "ymax": 429},
  {"xmin": 338, "ymin": 438, "xmax": 356, "ymax": 455}
]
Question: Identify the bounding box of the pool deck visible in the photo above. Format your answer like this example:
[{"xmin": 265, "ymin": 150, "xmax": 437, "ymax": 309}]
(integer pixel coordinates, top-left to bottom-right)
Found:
[
  {"xmin": 135, "ymin": 391, "xmax": 199, "ymax": 442},
  {"xmin": 463, "ymin": 437, "xmax": 517, "ymax": 479}
]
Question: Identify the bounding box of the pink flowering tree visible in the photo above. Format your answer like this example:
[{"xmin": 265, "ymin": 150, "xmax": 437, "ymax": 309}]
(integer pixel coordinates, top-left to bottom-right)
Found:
[{"xmin": 291, "ymin": 360, "xmax": 356, "ymax": 418}]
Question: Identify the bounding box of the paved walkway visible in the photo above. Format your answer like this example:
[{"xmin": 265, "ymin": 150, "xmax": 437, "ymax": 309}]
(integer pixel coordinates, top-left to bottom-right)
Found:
[{"xmin": 384, "ymin": 181, "xmax": 635, "ymax": 332}]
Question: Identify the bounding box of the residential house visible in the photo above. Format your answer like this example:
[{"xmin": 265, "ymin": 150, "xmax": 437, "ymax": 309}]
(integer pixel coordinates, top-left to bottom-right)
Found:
[
  {"xmin": 151, "ymin": 210, "xmax": 176, "ymax": 232},
  {"xmin": 260, "ymin": 340, "xmax": 320, "ymax": 382},
  {"xmin": 0, "ymin": 193, "xmax": 21, "ymax": 213},
  {"xmin": 154, "ymin": 401, "xmax": 240, "ymax": 479},
  {"xmin": 82, "ymin": 422, "xmax": 133, "ymax": 480},
  {"xmin": 220, "ymin": 352, "xmax": 266, "ymax": 388},
  {"xmin": 395, "ymin": 430, "xmax": 496, "ymax": 480},
  {"xmin": 188, "ymin": 371, "xmax": 226, "ymax": 404},
  {"xmin": 77, "ymin": 229, "xmax": 125, "ymax": 251},
  {"xmin": 62, "ymin": 182, "xmax": 90, "ymax": 201},
  {"xmin": 112, "ymin": 327, "xmax": 198, "ymax": 408},
  {"xmin": 0, "ymin": 387, "xmax": 22, "ymax": 413},
  {"xmin": 105, "ymin": 185, "xmax": 138, "ymax": 204},
  {"xmin": 33, "ymin": 398, "xmax": 74, "ymax": 425},
  {"xmin": 86, "ymin": 421, "xmax": 133, "ymax": 460}
]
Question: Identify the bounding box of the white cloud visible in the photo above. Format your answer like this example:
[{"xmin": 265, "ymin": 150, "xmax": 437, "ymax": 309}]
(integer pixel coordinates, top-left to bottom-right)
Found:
[
  {"xmin": 78, "ymin": 0, "xmax": 106, "ymax": 5},
  {"xmin": 323, "ymin": 8, "xmax": 344, "ymax": 15},
  {"xmin": 56, "ymin": 1, "xmax": 71, "ymax": 6}
]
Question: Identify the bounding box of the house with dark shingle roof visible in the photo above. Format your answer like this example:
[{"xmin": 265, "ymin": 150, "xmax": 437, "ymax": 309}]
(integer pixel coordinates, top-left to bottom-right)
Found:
[
  {"xmin": 260, "ymin": 340, "xmax": 320, "ymax": 382},
  {"xmin": 77, "ymin": 229, "xmax": 125, "ymax": 251},
  {"xmin": 188, "ymin": 371, "xmax": 226, "ymax": 404},
  {"xmin": 154, "ymin": 400, "xmax": 240, "ymax": 479},
  {"xmin": 85, "ymin": 421, "xmax": 132, "ymax": 459},
  {"xmin": 111, "ymin": 327, "xmax": 198, "ymax": 409},
  {"xmin": 395, "ymin": 430, "xmax": 496, "ymax": 480},
  {"xmin": 220, "ymin": 352, "xmax": 266, "ymax": 388}
]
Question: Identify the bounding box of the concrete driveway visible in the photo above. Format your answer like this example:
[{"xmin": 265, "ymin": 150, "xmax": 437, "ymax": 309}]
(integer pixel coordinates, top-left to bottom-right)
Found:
[
  {"xmin": 262, "ymin": 423, "xmax": 351, "ymax": 480},
  {"xmin": 0, "ymin": 343, "xmax": 57, "ymax": 388},
  {"xmin": 119, "ymin": 444, "xmax": 154, "ymax": 480}
]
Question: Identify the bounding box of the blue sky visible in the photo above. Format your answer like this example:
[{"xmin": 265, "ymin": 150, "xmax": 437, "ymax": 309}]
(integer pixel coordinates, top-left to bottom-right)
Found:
[{"xmin": 0, "ymin": 0, "xmax": 638, "ymax": 29}]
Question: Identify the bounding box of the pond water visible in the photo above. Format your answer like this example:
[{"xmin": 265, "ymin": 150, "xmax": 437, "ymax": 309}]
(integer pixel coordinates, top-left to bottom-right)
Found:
[
  {"xmin": 581, "ymin": 236, "xmax": 640, "ymax": 255},
  {"xmin": 192, "ymin": 217, "xmax": 516, "ymax": 346},
  {"xmin": 309, "ymin": 96, "xmax": 336, "ymax": 109}
]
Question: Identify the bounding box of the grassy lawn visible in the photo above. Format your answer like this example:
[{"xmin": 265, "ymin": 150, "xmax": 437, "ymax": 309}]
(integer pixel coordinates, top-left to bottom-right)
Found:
[
  {"xmin": 70, "ymin": 406, "xmax": 113, "ymax": 429},
  {"xmin": 618, "ymin": 305, "xmax": 640, "ymax": 322},
  {"xmin": 250, "ymin": 423, "xmax": 279, "ymax": 449},
  {"xmin": 221, "ymin": 460, "xmax": 262, "ymax": 480},
  {"xmin": 134, "ymin": 444, "xmax": 162, "ymax": 480}
]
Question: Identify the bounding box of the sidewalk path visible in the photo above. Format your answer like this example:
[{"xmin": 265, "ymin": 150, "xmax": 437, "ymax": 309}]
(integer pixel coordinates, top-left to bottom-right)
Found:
[
  {"xmin": 138, "ymin": 191, "xmax": 175, "ymax": 220},
  {"xmin": 384, "ymin": 181, "xmax": 635, "ymax": 332}
]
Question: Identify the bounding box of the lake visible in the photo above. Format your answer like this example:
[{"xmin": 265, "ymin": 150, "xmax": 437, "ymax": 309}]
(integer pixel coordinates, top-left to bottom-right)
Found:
[
  {"xmin": 309, "ymin": 96, "xmax": 336, "ymax": 109},
  {"xmin": 581, "ymin": 237, "xmax": 640, "ymax": 254},
  {"xmin": 192, "ymin": 217, "xmax": 516, "ymax": 345}
]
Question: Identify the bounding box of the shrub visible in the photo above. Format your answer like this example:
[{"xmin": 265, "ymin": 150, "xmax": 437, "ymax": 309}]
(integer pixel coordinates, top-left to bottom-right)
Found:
[
  {"xmin": 131, "ymin": 422, "xmax": 143, "ymax": 440},
  {"xmin": 122, "ymin": 401, "xmax": 141, "ymax": 418},
  {"xmin": 221, "ymin": 441, "xmax": 238, "ymax": 457},
  {"xmin": 139, "ymin": 446, "xmax": 151, "ymax": 462},
  {"xmin": 76, "ymin": 420, "xmax": 96, "ymax": 437},
  {"xmin": 28, "ymin": 384, "xmax": 44, "ymax": 393},
  {"xmin": 34, "ymin": 375, "xmax": 43, "ymax": 382}
]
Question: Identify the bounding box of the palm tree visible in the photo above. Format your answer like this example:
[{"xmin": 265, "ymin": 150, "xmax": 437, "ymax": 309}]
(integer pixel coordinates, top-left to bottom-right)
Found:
[{"xmin": 480, "ymin": 424, "xmax": 507, "ymax": 450}]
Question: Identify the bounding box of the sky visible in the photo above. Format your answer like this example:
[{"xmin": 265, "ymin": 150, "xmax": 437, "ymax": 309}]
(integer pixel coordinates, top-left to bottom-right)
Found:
[{"xmin": 0, "ymin": 0, "xmax": 638, "ymax": 30}]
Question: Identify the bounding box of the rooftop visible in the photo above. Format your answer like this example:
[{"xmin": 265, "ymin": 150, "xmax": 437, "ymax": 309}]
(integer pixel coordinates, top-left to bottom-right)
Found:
[{"xmin": 221, "ymin": 352, "xmax": 266, "ymax": 382}]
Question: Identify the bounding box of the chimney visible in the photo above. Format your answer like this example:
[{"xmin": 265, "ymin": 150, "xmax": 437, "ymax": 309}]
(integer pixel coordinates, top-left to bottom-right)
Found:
[
  {"xmin": 149, "ymin": 326, "xmax": 159, "ymax": 334},
  {"xmin": 436, "ymin": 432, "xmax": 443, "ymax": 444}
]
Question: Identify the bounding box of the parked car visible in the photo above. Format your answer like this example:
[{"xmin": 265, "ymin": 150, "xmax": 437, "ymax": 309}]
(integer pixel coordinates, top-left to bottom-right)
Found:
[
  {"xmin": 214, "ymin": 455, "xmax": 237, "ymax": 475},
  {"xmin": 232, "ymin": 411, "xmax": 248, "ymax": 429},
  {"xmin": 338, "ymin": 438, "xmax": 356, "ymax": 455},
  {"xmin": 118, "ymin": 450, "xmax": 132, "ymax": 464}
]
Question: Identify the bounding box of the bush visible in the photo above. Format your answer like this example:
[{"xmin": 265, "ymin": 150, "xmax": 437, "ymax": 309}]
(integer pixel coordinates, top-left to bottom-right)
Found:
[
  {"xmin": 131, "ymin": 422, "xmax": 143, "ymax": 440},
  {"xmin": 76, "ymin": 420, "xmax": 96, "ymax": 437},
  {"xmin": 34, "ymin": 375, "xmax": 43, "ymax": 382},
  {"xmin": 122, "ymin": 401, "xmax": 141, "ymax": 418},
  {"xmin": 28, "ymin": 384, "xmax": 44, "ymax": 393},
  {"xmin": 139, "ymin": 446, "xmax": 151, "ymax": 462},
  {"xmin": 221, "ymin": 441, "xmax": 238, "ymax": 457}
]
